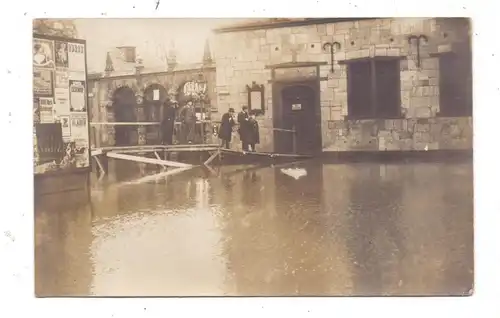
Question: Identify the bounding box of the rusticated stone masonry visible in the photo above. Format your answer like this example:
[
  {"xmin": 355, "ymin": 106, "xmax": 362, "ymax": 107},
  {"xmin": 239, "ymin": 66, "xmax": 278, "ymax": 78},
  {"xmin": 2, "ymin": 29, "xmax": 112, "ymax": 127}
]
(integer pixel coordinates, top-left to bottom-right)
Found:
[{"xmin": 213, "ymin": 18, "xmax": 473, "ymax": 152}]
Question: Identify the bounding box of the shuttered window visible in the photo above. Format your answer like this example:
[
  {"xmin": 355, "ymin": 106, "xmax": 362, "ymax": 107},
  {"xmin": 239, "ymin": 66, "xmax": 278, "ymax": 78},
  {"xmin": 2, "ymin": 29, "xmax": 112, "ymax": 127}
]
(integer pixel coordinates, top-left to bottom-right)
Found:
[
  {"xmin": 346, "ymin": 58, "xmax": 401, "ymax": 119},
  {"xmin": 438, "ymin": 51, "xmax": 472, "ymax": 117}
]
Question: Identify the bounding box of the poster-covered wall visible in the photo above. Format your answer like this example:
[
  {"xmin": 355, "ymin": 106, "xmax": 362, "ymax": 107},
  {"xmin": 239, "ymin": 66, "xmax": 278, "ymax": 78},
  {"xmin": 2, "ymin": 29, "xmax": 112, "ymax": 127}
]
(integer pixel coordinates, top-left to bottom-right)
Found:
[{"xmin": 33, "ymin": 34, "xmax": 90, "ymax": 175}]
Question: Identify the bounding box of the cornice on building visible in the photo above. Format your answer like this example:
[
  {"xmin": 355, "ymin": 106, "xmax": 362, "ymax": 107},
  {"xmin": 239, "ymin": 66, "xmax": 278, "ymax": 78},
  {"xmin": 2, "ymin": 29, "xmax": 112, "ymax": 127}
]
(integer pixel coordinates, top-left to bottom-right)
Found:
[
  {"xmin": 213, "ymin": 18, "xmax": 378, "ymax": 33},
  {"xmin": 88, "ymin": 63, "xmax": 216, "ymax": 81}
]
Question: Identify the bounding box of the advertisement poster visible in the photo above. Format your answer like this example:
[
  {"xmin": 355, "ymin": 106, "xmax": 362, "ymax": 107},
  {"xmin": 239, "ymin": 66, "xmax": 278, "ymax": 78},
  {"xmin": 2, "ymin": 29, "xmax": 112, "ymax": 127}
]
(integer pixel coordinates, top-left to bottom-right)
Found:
[
  {"xmin": 74, "ymin": 139, "xmax": 89, "ymax": 168},
  {"xmin": 69, "ymin": 80, "xmax": 86, "ymax": 112},
  {"xmin": 60, "ymin": 115, "xmax": 71, "ymax": 139},
  {"xmin": 33, "ymin": 130, "xmax": 40, "ymax": 168},
  {"xmin": 55, "ymin": 41, "xmax": 69, "ymax": 68},
  {"xmin": 33, "ymin": 34, "xmax": 89, "ymax": 175},
  {"xmin": 58, "ymin": 141, "xmax": 77, "ymax": 170},
  {"xmin": 68, "ymin": 42, "xmax": 85, "ymax": 72},
  {"xmin": 70, "ymin": 113, "xmax": 88, "ymax": 140},
  {"xmin": 55, "ymin": 71, "xmax": 69, "ymax": 89},
  {"xmin": 33, "ymin": 38, "xmax": 55, "ymax": 69},
  {"xmin": 39, "ymin": 97, "xmax": 54, "ymax": 123},
  {"xmin": 33, "ymin": 69, "xmax": 54, "ymax": 96},
  {"xmin": 54, "ymin": 88, "xmax": 70, "ymax": 116}
]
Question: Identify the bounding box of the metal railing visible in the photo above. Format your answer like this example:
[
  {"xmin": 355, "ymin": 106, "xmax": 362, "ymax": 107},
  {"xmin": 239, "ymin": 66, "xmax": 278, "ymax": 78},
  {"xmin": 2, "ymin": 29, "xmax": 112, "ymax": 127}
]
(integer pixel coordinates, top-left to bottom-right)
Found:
[{"xmin": 90, "ymin": 120, "xmax": 214, "ymax": 146}]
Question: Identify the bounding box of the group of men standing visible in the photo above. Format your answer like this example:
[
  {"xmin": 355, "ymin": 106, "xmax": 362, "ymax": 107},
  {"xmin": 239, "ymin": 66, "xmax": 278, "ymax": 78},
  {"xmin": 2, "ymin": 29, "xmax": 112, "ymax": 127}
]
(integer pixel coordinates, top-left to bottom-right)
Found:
[
  {"xmin": 160, "ymin": 100, "xmax": 197, "ymax": 145},
  {"xmin": 160, "ymin": 101, "xmax": 260, "ymax": 152},
  {"xmin": 217, "ymin": 106, "xmax": 260, "ymax": 152}
]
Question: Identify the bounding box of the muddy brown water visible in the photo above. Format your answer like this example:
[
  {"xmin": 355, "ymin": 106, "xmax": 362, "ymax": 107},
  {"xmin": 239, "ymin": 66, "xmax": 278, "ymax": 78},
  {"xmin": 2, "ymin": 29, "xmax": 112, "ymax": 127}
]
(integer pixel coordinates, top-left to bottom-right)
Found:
[{"xmin": 35, "ymin": 159, "xmax": 473, "ymax": 296}]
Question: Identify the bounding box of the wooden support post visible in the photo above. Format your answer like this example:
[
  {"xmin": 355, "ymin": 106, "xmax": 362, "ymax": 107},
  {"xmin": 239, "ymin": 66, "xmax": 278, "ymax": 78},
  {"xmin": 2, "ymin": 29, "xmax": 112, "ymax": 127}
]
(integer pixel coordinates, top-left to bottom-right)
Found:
[
  {"xmin": 154, "ymin": 151, "xmax": 167, "ymax": 170},
  {"xmin": 203, "ymin": 150, "xmax": 220, "ymax": 166},
  {"xmin": 204, "ymin": 164, "xmax": 216, "ymax": 175},
  {"xmin": 93, "ymin": 155, "xmax": 106, "ymax": 175},
  {"xmin": 97, "ymin": 172, "xmax": 106, "ymax": 182}
]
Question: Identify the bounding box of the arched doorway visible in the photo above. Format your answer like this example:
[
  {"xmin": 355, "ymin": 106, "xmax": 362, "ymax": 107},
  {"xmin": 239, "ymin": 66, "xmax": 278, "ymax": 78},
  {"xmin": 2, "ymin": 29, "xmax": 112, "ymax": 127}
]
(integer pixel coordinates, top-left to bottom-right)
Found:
[
  {"xmin": 273, "ymin": 81, "xmax": 321, "ymax": 154},
  {"xmin": 143, "ymin": 84, "xmax": 168, "ymax": 145},
  {"xmin": 112, "ymin": 86, "xmax": 137, "ymax": 146}
]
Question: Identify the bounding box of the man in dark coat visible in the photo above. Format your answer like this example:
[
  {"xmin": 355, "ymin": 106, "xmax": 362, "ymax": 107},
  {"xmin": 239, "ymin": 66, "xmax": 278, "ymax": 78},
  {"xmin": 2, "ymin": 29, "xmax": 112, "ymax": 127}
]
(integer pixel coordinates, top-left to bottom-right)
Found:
[
  {"xmin": 179, "ymin": 101, "xmax": 197, "ymax": 144},
  {"xmin": 218, "ymin": 108, "xmax": 235, "ymax": 149},
  {"xmin": 247, "ymin": 110, "xmax": 260, "ymax": 152},
  {"xmin": 237, "ymin": 106, "xmax": 250, "ymax": 151},
  {"xmin": 161, "ymin": 101, "xmax": 177, "ymax": 145}
]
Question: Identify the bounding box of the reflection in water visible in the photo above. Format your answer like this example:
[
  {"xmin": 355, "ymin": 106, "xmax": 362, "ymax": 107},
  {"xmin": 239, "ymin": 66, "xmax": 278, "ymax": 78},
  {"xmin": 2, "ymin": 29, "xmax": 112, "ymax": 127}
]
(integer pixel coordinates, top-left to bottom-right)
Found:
[
  {"xmin": 35, "ymin": 194, "xmax": 93, "ymax": 296},
  {"xmin": 35, "ymin": 160, "xmax": 473, "ymax": 296},
  {"xmin": 344, "ymin": 166, "xmax": 405, "ymax": 295}
]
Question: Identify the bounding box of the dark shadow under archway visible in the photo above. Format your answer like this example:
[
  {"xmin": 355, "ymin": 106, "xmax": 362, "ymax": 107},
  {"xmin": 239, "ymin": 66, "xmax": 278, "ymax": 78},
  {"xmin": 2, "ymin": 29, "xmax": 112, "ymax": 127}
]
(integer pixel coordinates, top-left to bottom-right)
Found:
[{"xmin": 112, "ymin": 87, "xmax": 137, "ymax": 146}]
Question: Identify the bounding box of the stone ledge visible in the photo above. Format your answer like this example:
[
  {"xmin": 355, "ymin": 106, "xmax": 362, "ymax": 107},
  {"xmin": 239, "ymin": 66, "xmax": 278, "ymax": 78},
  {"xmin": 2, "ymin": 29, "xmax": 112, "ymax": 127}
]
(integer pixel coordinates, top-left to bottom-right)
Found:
[{"xmin": 319, "ymin": 149, "xmax": 472, "ymax": 163}]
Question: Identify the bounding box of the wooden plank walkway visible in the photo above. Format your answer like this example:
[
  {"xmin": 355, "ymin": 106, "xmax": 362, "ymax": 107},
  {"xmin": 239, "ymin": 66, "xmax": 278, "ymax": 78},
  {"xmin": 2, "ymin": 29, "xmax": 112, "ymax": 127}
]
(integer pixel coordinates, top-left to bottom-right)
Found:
[
  {"xmin": 106, "ymin": 152, "xmax": 193, "ymax": 168},
  {"xmin": 108, "ymin": 147, "xmax": 217, "ymax": 154},
  {"xmin": 91, "ymin": 144, "xmax": 219, "ymax": 154},
  {"xmin": 89, "ymin": 143, "xmax": 313, "ymax": 177},
  {"xmin": 219, "ymin": 148, "xmax": 312, "ymax": 159}
]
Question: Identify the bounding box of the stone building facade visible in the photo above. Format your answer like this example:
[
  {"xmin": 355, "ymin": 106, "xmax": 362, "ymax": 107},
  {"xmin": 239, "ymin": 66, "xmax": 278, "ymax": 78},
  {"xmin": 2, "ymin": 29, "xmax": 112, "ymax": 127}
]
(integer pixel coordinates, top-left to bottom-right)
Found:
[
  {"xmin": 212, "ymin": 18, "xmax": 472, "ymax": 153},
  {"xmin": 88, "ymin": 45, "xmax": 216, "ymax": 147}
]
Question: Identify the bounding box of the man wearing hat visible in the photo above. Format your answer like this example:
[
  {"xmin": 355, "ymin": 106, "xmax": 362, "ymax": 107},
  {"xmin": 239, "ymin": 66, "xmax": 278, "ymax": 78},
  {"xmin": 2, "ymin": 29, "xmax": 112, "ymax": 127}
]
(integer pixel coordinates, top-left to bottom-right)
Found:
[
  {"xmin": 179, "ymin": 100, "xmax": 197, "ymax": 144},
  {"xmin": 161, "ymin": 100, "xmax": 177, "ymax": 145},
  {"xmin": 218, "ymin": 108, "xmax": 236, "ymax": 149},
  {"xmin": 237, "ymin": 106, "xmax": 251, "ymax": 151}
]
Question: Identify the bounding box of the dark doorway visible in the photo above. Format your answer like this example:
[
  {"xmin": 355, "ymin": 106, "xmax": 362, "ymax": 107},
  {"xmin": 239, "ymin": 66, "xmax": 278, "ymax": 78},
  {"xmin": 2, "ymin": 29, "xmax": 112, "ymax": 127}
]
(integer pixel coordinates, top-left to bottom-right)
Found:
[
  {"xmin": 273, "ymin": 81, "xmax": 321, "ymax": 154},
  {"xmin": 112, "ymin": 87, "xmax": 137, "ymax": 146},
  {"xmin": 143, "ymin": 84, "xmax": 168, "ymax": 145}
]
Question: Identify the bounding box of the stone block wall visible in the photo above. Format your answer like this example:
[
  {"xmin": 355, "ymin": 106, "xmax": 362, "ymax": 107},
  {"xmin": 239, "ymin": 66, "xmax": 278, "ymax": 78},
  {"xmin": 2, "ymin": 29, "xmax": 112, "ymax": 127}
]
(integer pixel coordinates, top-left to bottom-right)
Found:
[
  {"xmin": 323, "ymin": 117, "xmax": 472, "ymax": 151},
  {"xmin": 213, "ymin": 18, "xmax": 473, "ymax": 152}
]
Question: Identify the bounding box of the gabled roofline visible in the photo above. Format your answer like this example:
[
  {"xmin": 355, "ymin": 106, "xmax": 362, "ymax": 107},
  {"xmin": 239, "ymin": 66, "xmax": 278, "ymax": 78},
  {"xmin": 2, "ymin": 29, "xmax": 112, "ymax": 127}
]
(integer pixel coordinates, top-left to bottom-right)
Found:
[{"xmin": 213, "ymin": 18, "xmax": 378, "ymax": 33}]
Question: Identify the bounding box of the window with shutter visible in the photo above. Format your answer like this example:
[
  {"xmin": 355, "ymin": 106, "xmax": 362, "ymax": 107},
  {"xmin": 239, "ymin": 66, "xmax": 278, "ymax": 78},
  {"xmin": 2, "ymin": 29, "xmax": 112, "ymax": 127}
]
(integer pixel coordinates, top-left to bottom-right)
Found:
[
  {"xmin": 375, "ymin": 60, "xmax": 401, "ymax": 118},
  {"xmin": 345, "ymin": 58, "xmax": 401, "ymax": 119},
  {"xmin": 438, "ymin": 51, "xmax": 472, "ymax": 117},
  {"xmin": 348, "ymin": 60, "xmax": 372, "ymax": 118}
]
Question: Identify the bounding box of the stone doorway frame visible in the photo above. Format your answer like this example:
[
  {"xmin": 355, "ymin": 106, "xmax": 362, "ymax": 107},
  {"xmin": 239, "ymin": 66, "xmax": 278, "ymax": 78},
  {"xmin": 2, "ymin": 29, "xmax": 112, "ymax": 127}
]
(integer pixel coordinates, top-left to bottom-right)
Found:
[{"xmin": 267, "ymin": 61, "xmax": 326, "ymax": 154}]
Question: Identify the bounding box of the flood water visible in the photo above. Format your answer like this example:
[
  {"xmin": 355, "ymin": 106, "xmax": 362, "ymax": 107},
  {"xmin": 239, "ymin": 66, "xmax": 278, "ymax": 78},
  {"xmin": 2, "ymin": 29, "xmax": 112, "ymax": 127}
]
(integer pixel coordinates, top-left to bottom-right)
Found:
[{"xmin": 35, "ymin": 159, "xmax": 474, "ymax": 297}]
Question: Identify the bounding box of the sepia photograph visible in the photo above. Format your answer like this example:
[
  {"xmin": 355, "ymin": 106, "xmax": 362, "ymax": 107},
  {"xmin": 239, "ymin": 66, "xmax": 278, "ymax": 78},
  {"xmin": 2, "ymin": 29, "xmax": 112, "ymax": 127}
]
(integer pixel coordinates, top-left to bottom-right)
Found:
[{"xmin": 32, "ymin": 17, "xmax": 474, "ymax": 297}]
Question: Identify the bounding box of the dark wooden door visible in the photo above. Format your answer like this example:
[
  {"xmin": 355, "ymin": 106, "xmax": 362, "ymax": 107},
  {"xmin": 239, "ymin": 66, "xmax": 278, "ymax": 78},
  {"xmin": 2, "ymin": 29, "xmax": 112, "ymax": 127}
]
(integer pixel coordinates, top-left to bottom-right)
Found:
[{"xmin": 276, "ymin": 83, "xmax": 321, "ymax": 154}]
